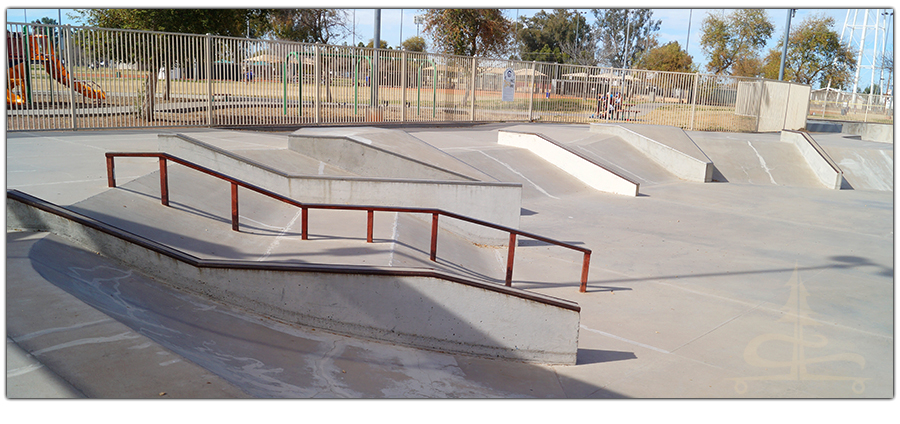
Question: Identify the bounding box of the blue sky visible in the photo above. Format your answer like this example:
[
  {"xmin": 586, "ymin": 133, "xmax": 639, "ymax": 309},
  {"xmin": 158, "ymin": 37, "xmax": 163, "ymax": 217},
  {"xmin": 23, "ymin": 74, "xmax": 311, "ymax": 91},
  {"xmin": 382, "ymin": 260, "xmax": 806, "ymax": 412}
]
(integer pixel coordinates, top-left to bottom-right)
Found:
[{"xmin": 6, "ymin": 5, "xmax": 894, "ymax": 89}]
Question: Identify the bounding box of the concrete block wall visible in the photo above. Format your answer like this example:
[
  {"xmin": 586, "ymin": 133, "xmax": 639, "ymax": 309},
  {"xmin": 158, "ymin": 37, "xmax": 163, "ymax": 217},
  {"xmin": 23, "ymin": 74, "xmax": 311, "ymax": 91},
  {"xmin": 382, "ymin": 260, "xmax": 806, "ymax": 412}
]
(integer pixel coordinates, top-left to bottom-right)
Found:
[
  {"xmin": 7, "ymin": 191, "xmax": 581, "ymax": 365},
  {"xmin": 159, "ymin": 134, "xmax": 522, "ymax": 246}
]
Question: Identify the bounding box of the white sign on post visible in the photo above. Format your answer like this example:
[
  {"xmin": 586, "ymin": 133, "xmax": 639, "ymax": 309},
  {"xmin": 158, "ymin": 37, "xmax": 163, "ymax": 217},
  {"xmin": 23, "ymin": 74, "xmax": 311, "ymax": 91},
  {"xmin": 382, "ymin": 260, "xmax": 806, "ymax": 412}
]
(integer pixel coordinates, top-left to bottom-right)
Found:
[{"xmin": 502, "ymin": 68, "xmax": 515, "ymax": 102}]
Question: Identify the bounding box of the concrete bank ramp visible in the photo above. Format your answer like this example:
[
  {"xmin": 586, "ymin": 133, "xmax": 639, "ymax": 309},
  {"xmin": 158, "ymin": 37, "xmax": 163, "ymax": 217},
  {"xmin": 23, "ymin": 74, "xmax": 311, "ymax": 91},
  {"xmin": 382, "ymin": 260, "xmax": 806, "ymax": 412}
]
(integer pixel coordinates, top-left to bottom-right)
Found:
[
  {"xmin": 590, "ymin": 123, "xmax": 714, "ymax": 183},
  {"xmin": 291, "ymin": 127, "xmax": 496, "ymax": 182},
  {"xmin": 501, "ymin": 124, "xmax": 681, "ymax": 188},
  {"xmin": 805, "ymin": 132, "xmax": 894, "ymax": 192},
  {"xmin": 689, "ymin": 132, "xmax": 838, "ymax": 189},
  {"xmin": 497, "ymin": 130, "xmax": 641, "ymax": 196}
]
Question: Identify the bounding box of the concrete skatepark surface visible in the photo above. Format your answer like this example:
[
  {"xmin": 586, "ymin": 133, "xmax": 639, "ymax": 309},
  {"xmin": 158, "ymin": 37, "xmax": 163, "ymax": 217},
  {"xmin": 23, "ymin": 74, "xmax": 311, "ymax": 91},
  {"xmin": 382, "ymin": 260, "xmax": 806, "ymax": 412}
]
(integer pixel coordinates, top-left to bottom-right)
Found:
[{"xmin": 5, "ymin": 123, "xmax": 894, "ymax": 402}]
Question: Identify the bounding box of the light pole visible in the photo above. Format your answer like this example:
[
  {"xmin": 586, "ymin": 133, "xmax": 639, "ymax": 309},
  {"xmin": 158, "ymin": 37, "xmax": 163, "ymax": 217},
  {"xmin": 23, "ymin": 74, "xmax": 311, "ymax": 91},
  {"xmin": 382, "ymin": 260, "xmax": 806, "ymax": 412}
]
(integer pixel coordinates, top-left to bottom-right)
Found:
[
  {"xmin": 574, "ymin": 10, "xmax": 581, "ymax": 62},
  {"xmin": 778, "ymin": 9, "xmax": 796, "ymax": 81},
  {"xmin": 415, "ymin": 14, "xmax": 423, "ymax": 38}
]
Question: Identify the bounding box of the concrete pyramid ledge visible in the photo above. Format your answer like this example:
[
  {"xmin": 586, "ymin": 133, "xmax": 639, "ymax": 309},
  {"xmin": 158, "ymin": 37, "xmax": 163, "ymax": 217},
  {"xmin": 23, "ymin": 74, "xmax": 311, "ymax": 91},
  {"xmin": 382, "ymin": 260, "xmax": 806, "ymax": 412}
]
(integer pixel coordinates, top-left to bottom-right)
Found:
[
  {"xmin": 6, "ymin": 190, "xmax": 581, "ymax": 365},
  {"xmin": 591, "ymin": 123, "xmax": 714, "ymax": 183},
  {"xmin": 158, "ymin": 133, "xmax": 522, "ymax": 246}
]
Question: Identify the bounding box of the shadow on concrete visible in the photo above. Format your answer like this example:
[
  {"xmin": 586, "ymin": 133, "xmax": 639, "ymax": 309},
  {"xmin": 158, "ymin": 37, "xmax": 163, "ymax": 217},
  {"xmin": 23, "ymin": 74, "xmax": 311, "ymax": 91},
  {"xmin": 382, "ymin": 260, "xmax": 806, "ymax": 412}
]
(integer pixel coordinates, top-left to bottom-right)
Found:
[
  {"xmin": 577, "ymin": 348, "xmax": 638, "ymax": 365},
  {"xmin": 710, "ymin": 165, "xmax": 730, "ymax": 183},
  {"xmin": 840, "ymin": 176, "xmax": 855, "ymax": 190},
  {"xmin": 19, "ymin": 232, "xmax": 624, "ymax": 398},
  {"xmin": 513, "ymin": 279, "xmax": 633, "ymax": 294},
  {"xmin": 595, "ymin": 257, "xmax": 893, "ymax": 285},
  {"xmin": 517, "ymin": 239, "xmax": 585, "ymax": 247}
]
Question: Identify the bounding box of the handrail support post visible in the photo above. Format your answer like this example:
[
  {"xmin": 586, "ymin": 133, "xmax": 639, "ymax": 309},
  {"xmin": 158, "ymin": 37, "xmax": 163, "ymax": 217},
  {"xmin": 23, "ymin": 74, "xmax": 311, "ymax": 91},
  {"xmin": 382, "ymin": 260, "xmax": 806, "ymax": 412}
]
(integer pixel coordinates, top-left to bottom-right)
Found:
[
  {"xmin": 106, "ymin": 155, "xmax": 116, "ymax": 188},
  {"xmin": 430, "ymin": 212, "xmax": 438, "ymax": 261},
  {"xmin": 580, "ymin": 251, "xmax": 591, "ymax": 293},
  {"xmin": 159, "ymin": 158, "xmax": 169, "ymax": 206},
  {"xmin": 505, "ymin": 233, "xmax": 517, "ymax": 286},
  {"xmin": 301, "ymin": 207, "xmax": 308, "ymax": 240},
  {"xmin": 231, "ymin": 182, "xmax": 239, "ymax": 231},
  {"xmin": 366, "ymin": 210, "xmax": 374, "ymax": 243}
]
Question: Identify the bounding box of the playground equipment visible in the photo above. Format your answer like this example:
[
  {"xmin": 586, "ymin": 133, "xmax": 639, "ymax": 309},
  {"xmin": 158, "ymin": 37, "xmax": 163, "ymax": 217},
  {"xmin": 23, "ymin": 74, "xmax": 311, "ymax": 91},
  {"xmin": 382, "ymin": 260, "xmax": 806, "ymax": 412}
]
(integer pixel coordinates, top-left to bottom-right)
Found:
[
  {"xmin": 282, "ymin": 51, "xmax": 437, "ymax": 118},
  {"xmin": 6, "ymin": 28, "xmax": 106, "ymax": 107}
]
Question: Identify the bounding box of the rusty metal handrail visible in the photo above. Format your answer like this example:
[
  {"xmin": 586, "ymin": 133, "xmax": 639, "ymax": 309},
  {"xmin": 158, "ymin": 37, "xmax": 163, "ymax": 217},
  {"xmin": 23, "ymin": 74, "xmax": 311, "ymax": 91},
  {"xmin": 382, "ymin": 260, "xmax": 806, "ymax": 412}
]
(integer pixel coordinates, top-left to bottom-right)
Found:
[{"xmin": 105, "ymin": 152, "xmax": 592, "ymax": 292}]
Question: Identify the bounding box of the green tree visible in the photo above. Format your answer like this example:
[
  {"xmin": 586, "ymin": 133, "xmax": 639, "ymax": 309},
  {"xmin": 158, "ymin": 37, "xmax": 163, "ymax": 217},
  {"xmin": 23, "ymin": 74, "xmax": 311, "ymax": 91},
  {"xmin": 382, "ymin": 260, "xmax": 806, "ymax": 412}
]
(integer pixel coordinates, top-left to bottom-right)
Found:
[
  {"xmin": 700, "ymin": 9, "xmax": 774, "ymax": 75},
  {"xmin": 366, "ymin": 39, "xmax": 390, "ymax": 49},
  {"xmin": 592, "ymin": 9, "xmax": 661, "ymax": 68},
  {"xmin": 761, "ymin": 14, "xmax": 856, "ymax": 89},
  {"xmin": 31, "ymin": 17, "xmax": 58, "ymax": 25},
  {"xmin": 75, "ymin": 9, "xmax": 269, "ymax": 37},
  {"xmin": 266, "ymin": 9, "xmax": 349, "ymax": 44},
  {"xmin": 635, "ymin": 41, "xmax": 694, "ymax": 73},
  {"xmin": 516, "ymin": 9, "xmax": 591, "ymax": 64},
  {"xmin": 401, "ymin": 36, "xmax": 427, "ymax": 52},
  {"xmin": 421, "ymin": 9, "xmax": 512, "ymax": 57},
  {"xmin": 74, "ymin": 9, "xmax": 271, "ymax": 120}
]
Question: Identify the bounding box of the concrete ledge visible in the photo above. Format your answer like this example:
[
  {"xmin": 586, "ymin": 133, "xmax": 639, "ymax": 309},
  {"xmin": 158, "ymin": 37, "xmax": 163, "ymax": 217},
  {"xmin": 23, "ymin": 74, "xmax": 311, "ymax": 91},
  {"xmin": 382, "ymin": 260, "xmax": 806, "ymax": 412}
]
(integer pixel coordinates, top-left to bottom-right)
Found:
[
  {"xmin": 159, "ymin": 134, "xmax": 522, "ymax": 246},
  {"xmin": 7, "ymin": 190, "xmax": 581, "ymax": 365},
  {"xmin": 781, "ymin": 130, "xmax": 844, "ymax": 190},
  {"xmin": 590, "ymin": 124, "xmax": 714, "ymax": 182},
  {"xmin": 842, "ymin": 122, "xmax": 894, "ymax": 144},
  {"xmin": 288, "ymin": 132, "xmax": 477, "ymax": 181},
  {"xmin": 497, "ymin": 131, "xmax": 639, "ymax": 196}
]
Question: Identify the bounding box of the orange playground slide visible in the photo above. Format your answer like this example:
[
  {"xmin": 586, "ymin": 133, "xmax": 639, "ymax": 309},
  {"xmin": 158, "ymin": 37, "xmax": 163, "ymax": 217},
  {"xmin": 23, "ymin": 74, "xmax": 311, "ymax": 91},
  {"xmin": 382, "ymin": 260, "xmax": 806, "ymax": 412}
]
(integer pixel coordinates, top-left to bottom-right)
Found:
[{"xmin": 7, "ymin": 31, "xmax": 106, "ymax": 106}]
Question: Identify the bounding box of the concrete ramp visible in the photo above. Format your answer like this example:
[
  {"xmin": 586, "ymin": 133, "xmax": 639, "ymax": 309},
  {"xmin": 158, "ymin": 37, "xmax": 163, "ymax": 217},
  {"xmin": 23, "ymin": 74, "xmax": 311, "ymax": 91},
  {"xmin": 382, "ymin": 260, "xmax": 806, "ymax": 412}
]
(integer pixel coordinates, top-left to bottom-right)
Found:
[
  {"xmin": 590, "ymin": 124, "xmax": 714, "ymax": 182},
  {"xmin": 689, "ymin": 132, "xmax": 827, "ymax": 188},
  {"xmin": 497, "ymin": 130, "xmax": 640, "ymax": 196},
  {"xmin": 781, "ymin": 131, "xmax": 843, "ymax": 189},
  {"xmin": 797, "ymin": 132, "xmax": 893, "ymax": 192}
]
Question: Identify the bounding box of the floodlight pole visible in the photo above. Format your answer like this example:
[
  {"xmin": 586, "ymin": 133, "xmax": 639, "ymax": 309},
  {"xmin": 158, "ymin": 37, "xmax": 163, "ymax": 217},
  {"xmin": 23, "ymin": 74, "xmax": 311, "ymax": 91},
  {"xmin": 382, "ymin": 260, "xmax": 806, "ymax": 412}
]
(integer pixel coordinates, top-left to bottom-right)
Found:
[{"xmin": 779, "ymin": 9, "xmax": 795, "ymax": 81}]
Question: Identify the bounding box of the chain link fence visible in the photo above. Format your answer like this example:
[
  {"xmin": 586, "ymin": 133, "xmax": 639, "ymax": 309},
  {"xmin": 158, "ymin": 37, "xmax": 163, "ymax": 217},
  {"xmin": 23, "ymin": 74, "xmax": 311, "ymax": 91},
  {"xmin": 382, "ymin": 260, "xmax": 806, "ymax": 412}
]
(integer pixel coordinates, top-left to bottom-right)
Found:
[
  {"xmin": 807, "ymin": 88, "xmax": 894, "ymax": 124},
  {"xmin": 8, "ymin": 22, "xmax": 863, "ymax": 132}
]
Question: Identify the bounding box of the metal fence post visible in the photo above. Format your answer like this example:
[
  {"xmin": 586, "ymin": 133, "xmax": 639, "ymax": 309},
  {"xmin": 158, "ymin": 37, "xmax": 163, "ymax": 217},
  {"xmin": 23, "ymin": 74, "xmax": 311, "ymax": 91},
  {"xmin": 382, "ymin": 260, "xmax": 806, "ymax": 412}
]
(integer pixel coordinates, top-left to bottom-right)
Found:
[
  {"xmin": 64, "ymin": 25, "xmax": 76, "ymax": 130},
  {"xmin": 206, "ymin": 33, "xmax": 213, "ymax": 127},
  {"xmin": 528, "ymin": 61, "xmax": 536, "ymax": 121},
  {"xmin": 470, "ymin": 57, "xmax": 477, "ymax": 121},
  {"xmin": 314, "ymin": 44, "xmax": 321, "ymax": 124},
  {"xmin": 401, "ymin": 50, "xmax": 408, "ymax": 122},
  {"xmin": 689, "ymin": 72, "xmax": 699, "ymax": 131}
]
